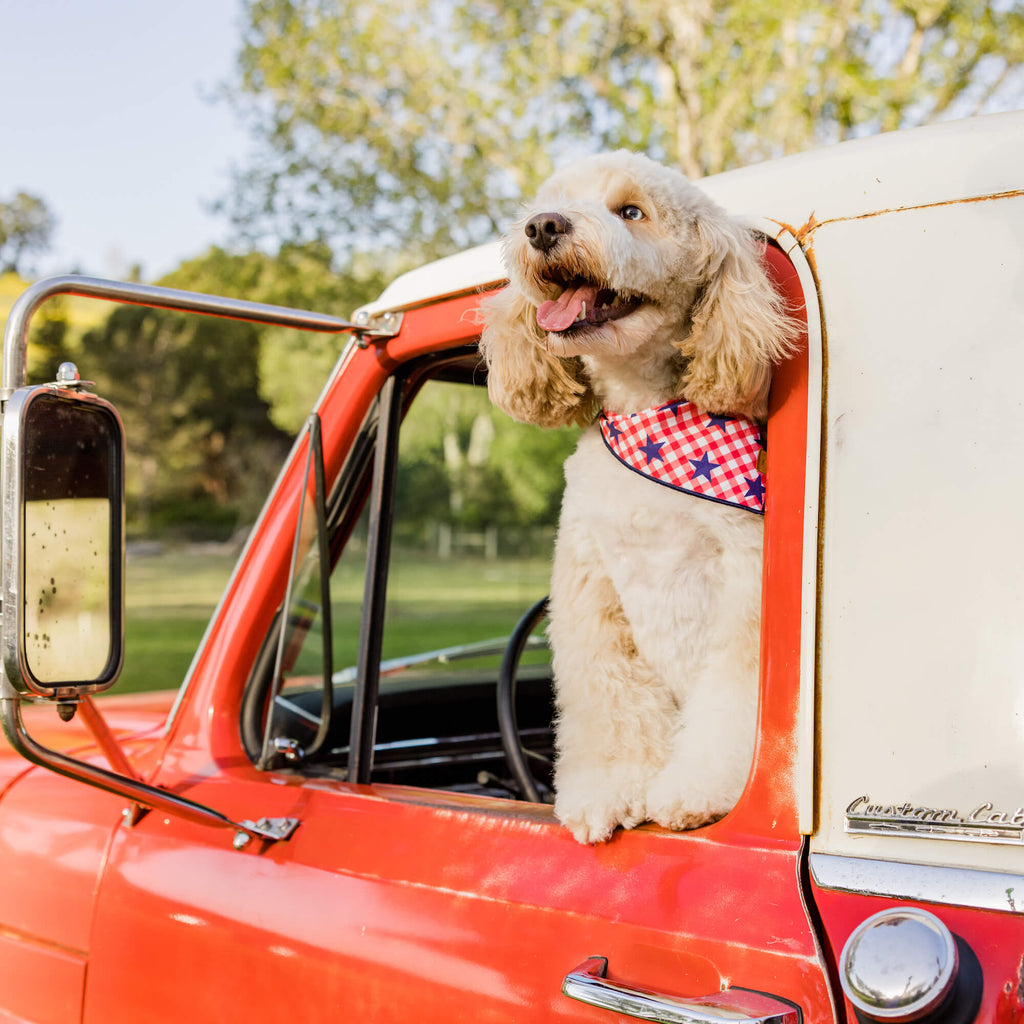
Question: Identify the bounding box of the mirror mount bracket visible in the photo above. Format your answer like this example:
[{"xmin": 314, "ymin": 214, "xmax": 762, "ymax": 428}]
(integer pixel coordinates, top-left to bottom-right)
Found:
[{"xmin": 0, "ymin": 678, "xmax": 300, "ymax": 848}]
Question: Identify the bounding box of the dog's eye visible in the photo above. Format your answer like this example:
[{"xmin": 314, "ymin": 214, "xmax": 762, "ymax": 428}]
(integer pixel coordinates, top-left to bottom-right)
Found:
[{"xmin": 619, "ymin": 205, "xmax": 645, "ymax": 221}]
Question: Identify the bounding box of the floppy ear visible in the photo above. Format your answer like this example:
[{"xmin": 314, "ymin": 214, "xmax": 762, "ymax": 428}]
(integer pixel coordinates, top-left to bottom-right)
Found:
[
  {"xmin": 478, "ymin": 286, "xmax": 595, "ymax": 428},
  {"xmin": 676, "ymin": 222, "xmax": 798, "ymax": 421}
]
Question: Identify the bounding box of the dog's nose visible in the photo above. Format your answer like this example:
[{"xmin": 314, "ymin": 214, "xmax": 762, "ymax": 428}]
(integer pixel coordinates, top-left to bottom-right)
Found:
[{"xmin": 525, "ymin": 212, "xmax": 571, "ymax": 252}]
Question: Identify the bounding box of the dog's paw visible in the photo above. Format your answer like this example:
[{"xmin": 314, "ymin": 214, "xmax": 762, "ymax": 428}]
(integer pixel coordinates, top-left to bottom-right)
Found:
[
  {"xmin": 647, "ymin": 801, "xmax": 724, "ymax": 832},
  {"xmin": 555, "ymin": 789, "xmax": 644, "ymax": 845},
  {"xmin": 645, "ymin": 776, "xmax": 731, "ymax": 833}
]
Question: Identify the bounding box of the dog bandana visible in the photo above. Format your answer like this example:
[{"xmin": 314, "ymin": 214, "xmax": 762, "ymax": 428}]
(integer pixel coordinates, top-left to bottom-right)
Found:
[{"xmin": 599, "ymin": 400, "xmax": 766, "ymax": 514}]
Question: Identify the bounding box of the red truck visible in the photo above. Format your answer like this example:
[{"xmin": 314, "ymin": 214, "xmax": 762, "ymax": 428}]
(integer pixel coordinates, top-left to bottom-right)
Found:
[{"xmin": 2, "ymin": 111, "xmax": 1023, "ymax": 1023}]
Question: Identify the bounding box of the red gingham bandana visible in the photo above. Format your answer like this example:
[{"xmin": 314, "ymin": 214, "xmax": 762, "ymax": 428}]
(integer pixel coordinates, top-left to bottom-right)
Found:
[{"xmin": 599, "ymin": 400, "xmax": 766, "ymax": 514}]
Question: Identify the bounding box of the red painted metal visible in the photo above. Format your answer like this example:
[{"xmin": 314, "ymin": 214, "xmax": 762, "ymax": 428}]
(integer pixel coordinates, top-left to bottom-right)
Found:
[
  {"xmin": 0, "ymin": 764, "xmax": 123, "ymax": 1023},
  {"xmin": 0, "ymin": 251, "xmax": 837, "ymax": 1022},
  {"xmin": 812, "ymin": 884, "xmax": 1024, "ymax": 1023},
  {"xmin": 996, "ymin": 953, "xmax": 1024, "ymax": 1024}
]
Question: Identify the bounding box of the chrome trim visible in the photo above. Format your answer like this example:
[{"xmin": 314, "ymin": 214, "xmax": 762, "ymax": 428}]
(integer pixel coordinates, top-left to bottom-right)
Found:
[
  {"xmin": 0, "ymin": 275, "xmax": 364, "ymax": 726},
  {"xmin": 0, "ymin": 385, "xmax": 126, "ymax": 698},
  {"xmin": 232, "ymin": 816, "xmax": 300, "ymax": 851},
  {"xmin": 0, "ymin": 682, "xmax": 300, "ymax": 846},
  {"xmin": 839, "ymin": 908, "xmax": 958, "ymax": 1020},
  {"xmin": 351, "ymin": 308, "xmax": 403, "ymax": 339},
  {"xmin": 810, "ymin": 852, "xmax": 1024, "ymax": 914},
  {"xmin": 844, "ymin": 795, "xmax": 1024, "ymax": 845},
  {"xmin": 258, "ymin": 414, "xmax": 332, "ymax": 770},
  {"xmin": 738, "ymin": 221, "xmax": 823, "ymax": 837},
  {"xmin": 562, "ymin": 957, "xmax": 800, "ymax": 1024},
  {"xmin": 2, "ymin": 274, "xmax": 360, "ymax": 400}
]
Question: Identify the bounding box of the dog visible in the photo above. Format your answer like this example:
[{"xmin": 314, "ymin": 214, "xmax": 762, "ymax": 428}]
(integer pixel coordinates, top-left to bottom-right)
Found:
[{"xmin": 478, "ymin": 151, "xmax": 797, "ymax": 844}]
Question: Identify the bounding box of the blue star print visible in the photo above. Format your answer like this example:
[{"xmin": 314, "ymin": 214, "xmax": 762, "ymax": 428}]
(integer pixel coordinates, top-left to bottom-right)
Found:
[
  {"xmin": 638, "ymin": 435, "xmax": 665, "ymax": 464},
  {"xmin": 744, "ymin": 475, "xmax": 765, "ymax": 504},
  {"xmin": 606, "ymin": 420, "xmax": 622, "ymax": 442},
  {"xmin": 688, "ymin": 451, "xmax": 719, "ymax": 481},
  {"xmin": 707, "ymin": 414, "xmax": 733, "ymax": 433}
]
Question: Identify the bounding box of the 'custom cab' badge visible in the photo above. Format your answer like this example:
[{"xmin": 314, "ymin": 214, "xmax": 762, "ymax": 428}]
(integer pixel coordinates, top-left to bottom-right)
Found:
[{"xmin": 845, "ymin": 796, "xmax": 1024, "ymax": 844}]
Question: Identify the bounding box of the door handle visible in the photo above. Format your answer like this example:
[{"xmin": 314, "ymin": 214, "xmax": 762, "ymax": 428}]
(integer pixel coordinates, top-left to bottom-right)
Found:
[{"xmin": 562, "ymin": 957, "xmax": 801, "ymax": 1024}]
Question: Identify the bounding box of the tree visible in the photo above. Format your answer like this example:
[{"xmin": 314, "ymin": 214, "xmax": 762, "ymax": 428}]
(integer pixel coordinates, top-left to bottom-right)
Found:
[
  {"xmin": 161, "ymin": 242, "xmax": 392, "ymax": 433},
  {"xmin": 82, "ymin": 298, "xmax": 288, "ymax": 533},
  {"xmin": 81, "ymin": 242, "xmax": 393, "ymax": 533},
  {"xmin": 26, "ymin": 298, "xmax": 69, "ymax": 384},
  {"xmin": 0, "ymin": 192, "xmax": 55, "ymax": 274},
  {"xmin": 395, "ymin": 380, "xmax": 579, "ymax": 538},
  {"xmin": 223, "ymin": 0, "xmax": 1024, "ymax": 257}
]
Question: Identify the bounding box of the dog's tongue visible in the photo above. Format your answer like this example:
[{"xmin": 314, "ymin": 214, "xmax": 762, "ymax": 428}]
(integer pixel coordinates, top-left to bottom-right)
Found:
[{"xmin": 537, "ymin": 283, "xmax": 600, "ymax": 332}]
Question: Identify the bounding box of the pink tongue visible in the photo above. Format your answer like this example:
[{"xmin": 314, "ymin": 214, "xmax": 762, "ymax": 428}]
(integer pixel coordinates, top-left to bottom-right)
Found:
[{"xmin": 537, "ymin": 283, "xmax": 600, "ymax": 332}]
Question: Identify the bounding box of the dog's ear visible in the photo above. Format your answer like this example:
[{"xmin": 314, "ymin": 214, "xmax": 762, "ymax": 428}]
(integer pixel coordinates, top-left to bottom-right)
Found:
[
  {"xmin": 676, "ymin": 222, "xmax": 797, "ymax": 421},
  {"xmin": 478, "ymin": 286, "xmax": 595, "ymax": 428}
]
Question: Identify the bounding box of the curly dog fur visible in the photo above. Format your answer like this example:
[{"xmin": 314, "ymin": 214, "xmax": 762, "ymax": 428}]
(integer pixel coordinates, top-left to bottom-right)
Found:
[{"xmin": 479, "ymin": 151, "xmax": 796, "ymax": 843}]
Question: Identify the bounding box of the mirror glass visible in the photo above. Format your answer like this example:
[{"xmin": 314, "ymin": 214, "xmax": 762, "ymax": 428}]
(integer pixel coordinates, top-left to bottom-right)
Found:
[{"xmin": 20, "ymin": 391, "xmax": 122, "ymax": 688}]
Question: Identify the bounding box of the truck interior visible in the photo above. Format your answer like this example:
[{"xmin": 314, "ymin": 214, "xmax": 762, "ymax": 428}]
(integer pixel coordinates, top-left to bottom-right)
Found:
[
  {"xmin": 239, "ymin": 237, "xmax": 811, "ymax": 818},
  {"xmin": 240, "ymin": 346, "xmax": 562, "ymax": 802}
]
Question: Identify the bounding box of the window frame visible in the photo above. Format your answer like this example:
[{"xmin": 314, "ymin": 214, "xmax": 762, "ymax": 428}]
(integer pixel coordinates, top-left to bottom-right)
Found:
[{"xmin": 242, "ymin": 347, "xmax": 502, "ymax": 783}]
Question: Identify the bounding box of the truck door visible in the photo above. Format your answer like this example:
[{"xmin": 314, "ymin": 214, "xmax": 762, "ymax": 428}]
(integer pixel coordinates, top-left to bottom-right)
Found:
[{"xmin": 83, "ymin": 239, "xmax": 836, "ymax": 1023}]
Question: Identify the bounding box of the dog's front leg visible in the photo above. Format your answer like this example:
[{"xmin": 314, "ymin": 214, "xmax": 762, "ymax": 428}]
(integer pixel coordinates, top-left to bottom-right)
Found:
[
  {"xmin": 644, "ymin": 640, "xmax": 759, "ymax": 831},
  {"xmin": 548, "ymin": 521, "xmax": 675, "ymax": 844}
]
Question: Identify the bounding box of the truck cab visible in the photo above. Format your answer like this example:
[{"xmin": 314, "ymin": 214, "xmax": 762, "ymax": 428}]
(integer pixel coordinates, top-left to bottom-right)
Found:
[{"xmin": 1, "ymin": 111, "xmax": 1023, "ymax": 1023}]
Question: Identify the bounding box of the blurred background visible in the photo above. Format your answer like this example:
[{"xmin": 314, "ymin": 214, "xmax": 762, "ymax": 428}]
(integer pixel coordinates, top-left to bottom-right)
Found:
[{"xmin": 2, "ymin": 0, "xmax": 1022, "ymax": 689}]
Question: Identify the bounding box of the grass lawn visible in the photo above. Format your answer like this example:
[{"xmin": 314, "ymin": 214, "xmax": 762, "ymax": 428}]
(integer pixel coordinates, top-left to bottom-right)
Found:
[
  {"xmin": 121, "ymin": 545, "xmax": 553, "ymax": 693},
  {"xmin": 121, "ymin": 548, "xmax": 239, "ymax": 693},
  {"xmin": 331, "ymin": 547, "xmax": 551, "ymax": 669}
]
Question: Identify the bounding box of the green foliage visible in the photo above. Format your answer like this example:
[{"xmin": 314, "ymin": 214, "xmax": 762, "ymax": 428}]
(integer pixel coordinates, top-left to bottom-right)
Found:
[
  {"xmin": 121, "ymin": 549, "xmax": 239, "ymax": 692},
  {"xmin": 26, "ymin": 297, "xmax": 71, "ymax": 384},
  {"xmin": 80, "ymin": 242, "xmax": 397, "ymax": 536},
  {"xmin": 161, "ymin": 243, "xmax": 391, "ymax": 433},
  {"xmin": 2, "ymin": 274, "xmax": 114, "ymax": 389},
  {"xmin": 82, "ymin": 294, "xmax": 289, "ymax": 534},
  {"xmin": 0, "ymin": 191, "xmax": 55, "ymax": 274},
  {"xmin": 224, "ymin": 0, "xmax": 1024, "ymax": 254},
  {"xmin": 395, "ymin": 381, "xmax": 578, "ymax": 539}
]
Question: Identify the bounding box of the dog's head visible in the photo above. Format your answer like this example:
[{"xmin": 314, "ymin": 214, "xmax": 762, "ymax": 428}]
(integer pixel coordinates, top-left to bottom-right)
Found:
[{"xmin": 479, "ymin": 151, "xmax": 797, "ymax": 425}]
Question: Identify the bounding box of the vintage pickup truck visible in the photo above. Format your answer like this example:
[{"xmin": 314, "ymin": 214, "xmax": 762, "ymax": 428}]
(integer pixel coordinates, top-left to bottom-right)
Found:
[{"xmin": 1, "ymin": 110, "xmax": 1023, "ymax": 1023}]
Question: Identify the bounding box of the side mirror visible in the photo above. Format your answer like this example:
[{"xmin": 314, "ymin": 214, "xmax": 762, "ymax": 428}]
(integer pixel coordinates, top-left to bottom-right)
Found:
[{"xmin": 1, "ymin": 382, "xmax": 125, "ymax": 697}]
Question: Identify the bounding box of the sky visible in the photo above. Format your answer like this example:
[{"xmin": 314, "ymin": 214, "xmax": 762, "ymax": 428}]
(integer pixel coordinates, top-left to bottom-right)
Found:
[{"xmin": 1, "ymin": 0, "xmax": 251, "ymax": 282}]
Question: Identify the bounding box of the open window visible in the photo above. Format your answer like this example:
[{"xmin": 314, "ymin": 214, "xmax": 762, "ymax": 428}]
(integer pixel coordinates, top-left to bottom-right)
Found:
[
  {"xmin": 241, "ymin": 235, "xmax": 816, "ymax": 835},
  {"xmin": 242, "ymin": 348, "xmax": 577, "ymax": 801}
]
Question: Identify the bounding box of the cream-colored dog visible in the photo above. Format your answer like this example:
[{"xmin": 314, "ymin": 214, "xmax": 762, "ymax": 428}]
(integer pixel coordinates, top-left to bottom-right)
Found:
[{"xmin": 479, "ymin": 151, "xmax": 796, "ymax": 844}]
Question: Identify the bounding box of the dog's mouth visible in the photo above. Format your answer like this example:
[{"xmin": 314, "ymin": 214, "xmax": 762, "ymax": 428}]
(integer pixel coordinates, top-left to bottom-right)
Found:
[{"xmin": 536, "ymin": 278, "xmax": 644, "ymax": 334}]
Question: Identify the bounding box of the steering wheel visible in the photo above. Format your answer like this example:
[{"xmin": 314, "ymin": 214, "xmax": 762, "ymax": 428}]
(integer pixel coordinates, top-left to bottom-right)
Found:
[{"xmin": 497, "ymin": 596, "xmax": 554, "ymax": 803}]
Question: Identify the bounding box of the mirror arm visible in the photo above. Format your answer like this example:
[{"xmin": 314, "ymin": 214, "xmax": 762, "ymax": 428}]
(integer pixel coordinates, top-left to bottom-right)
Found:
[
  {"xmin": 76, "ymin": 695, "xmax": 139, "ymax": 781},
  {"xmin": 2, "ymin": 274, "xmax": 360, "ymax": 402},
  {"xmin": 0, "ymin": 681, "xmax": 297, "ymax": 844}
]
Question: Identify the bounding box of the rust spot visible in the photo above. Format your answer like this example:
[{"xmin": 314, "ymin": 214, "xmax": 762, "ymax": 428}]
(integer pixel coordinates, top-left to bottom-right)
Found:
[
  {"xmin": 996, "ymin": 953, "xmax": 1024, "ymax": 1023},
  {"xmin": 796, "ymin": 212, "xmax": 819, "ymax": 243}
]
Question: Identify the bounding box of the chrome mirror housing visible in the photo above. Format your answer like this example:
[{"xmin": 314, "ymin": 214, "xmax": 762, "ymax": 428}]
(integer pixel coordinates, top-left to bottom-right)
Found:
[{"xmin": 1, "ymin": 382, "xmax": 125, "ymax": 698}]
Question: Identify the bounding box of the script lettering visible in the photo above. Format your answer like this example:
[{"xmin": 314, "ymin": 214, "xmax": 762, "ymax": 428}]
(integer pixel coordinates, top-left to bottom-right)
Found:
[{"xmin": 848, "ymin": 795, "xmax": 1024, "ymax": 843}]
